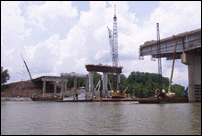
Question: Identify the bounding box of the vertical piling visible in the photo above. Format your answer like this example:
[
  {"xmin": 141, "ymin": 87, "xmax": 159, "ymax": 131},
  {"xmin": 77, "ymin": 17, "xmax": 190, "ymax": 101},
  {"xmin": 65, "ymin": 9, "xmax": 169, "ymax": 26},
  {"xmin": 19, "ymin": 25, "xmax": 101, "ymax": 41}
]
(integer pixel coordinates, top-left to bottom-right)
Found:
[{"xmin": 100, "ymin": 77, "xmax": 102, "ymax": 102}]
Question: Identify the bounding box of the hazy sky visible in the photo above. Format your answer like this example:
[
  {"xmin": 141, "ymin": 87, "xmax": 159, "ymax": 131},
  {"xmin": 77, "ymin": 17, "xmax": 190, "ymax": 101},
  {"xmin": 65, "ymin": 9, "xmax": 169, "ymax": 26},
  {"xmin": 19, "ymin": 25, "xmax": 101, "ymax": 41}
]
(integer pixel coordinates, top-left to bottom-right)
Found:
[{"xmin": 1, "ymin": 1, "xmax": 201, "ymax": 88}]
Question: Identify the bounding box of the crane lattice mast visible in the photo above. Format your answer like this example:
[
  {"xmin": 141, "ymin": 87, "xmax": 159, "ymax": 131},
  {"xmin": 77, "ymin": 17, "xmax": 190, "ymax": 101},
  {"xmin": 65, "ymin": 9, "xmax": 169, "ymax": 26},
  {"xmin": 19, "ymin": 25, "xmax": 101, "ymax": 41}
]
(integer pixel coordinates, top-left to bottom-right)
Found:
[
  {"xmin": 157, "ymin": 23, "xmax": 162, "ymax": 92},
  {"xmin": 107, "ymin": 4, "xmax": 118, "ymax": 67},
  {"xmin": 107, "ymin": 4, "xmax": 119, "ymax": 91},
  {"xmin": 112, "ymin": 4, "xmax": 118, "ymax": 67}
]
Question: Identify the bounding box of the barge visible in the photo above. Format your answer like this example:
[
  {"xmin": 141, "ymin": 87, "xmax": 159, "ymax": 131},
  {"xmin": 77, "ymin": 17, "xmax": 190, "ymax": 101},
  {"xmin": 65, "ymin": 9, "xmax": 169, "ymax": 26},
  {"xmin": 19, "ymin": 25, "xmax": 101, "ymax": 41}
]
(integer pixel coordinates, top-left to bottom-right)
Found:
[
  {"xmin": 31, "ymin": 96, "xmax": 62, "ymax": 101},
  {"xmin": 93, "ymin": 97, "xmax": 139, "ymax": 102},
  {"xmin": 57, "ymin": 97, "xmax": 93, "ymax": 102},
  {"xmin": 138, "ymin": 96, "xmax": 188, "ymax": 103}
]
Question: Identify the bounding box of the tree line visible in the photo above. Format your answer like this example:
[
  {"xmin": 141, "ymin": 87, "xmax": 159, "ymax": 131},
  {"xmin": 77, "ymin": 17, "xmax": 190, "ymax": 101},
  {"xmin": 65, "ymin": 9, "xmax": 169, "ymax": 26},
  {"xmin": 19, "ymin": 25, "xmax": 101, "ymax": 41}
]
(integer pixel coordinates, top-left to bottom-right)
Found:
[
  {"xmin": 1, "ymin": 66, "xmax": 10, "ymax": 90},
  {"xmin": 66, "ymin": 71, "xmax": 186, "ymax": 98},
  {"xmin": 1, "ymin": 65, "xmax": 185, "ymax": 98}
]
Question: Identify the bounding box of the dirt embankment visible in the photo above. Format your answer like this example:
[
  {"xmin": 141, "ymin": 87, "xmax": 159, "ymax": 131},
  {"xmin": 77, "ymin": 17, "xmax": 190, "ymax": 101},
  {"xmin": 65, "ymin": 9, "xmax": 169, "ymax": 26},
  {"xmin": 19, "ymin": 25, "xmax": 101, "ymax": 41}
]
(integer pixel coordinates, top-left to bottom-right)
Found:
[
  {"xmin": 1, "ymin": 81, "xmax": 42, "ymax": 98},
  {"xmin": 1, "ymin": 81, "xmax": 84, "ymax": 98}
]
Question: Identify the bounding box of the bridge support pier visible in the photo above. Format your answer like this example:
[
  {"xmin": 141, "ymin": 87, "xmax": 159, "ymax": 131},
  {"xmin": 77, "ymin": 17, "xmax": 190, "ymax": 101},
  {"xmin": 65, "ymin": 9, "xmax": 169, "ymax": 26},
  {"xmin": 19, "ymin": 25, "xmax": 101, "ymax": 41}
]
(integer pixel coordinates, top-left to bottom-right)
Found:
[
  {"xmin": 181, "ymin": 52, "xmax": 201, "ymax": 102},
  {"xmin": 103, "ymin": 72, "xmax": 108, "ymax": 97},
  {"xmin": 54, "ymin": 82, "xmax": 57, "ymax": 94},
  {"xmin": 89, "ymin": 71, "xmax": 94, "ymax": 93},
  {"xmin": 43, "ymin": 80, "xmax": 46, "ymax": 97}
]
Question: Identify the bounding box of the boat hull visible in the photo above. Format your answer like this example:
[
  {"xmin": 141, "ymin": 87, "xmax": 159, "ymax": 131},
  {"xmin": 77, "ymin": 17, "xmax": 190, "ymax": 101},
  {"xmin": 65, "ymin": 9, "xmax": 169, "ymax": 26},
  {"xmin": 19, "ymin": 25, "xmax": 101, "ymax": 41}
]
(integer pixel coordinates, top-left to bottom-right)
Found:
[
  {"xmin": 138, "ymin": 97, "xmax": 188, "ymax": 103},
  {"xmin": 57, "ymin": 99, "xmax": 93, "ymax": 102},
  {"xmin": 31, "ymin": 97, "xmax": 62, "ymax": 101}
]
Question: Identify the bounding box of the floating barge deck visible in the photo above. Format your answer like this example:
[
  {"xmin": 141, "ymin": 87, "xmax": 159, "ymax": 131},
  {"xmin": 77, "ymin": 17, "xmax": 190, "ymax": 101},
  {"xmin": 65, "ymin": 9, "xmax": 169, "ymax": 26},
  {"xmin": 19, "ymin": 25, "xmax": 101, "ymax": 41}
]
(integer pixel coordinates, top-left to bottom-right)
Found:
[
  {"xmin": 57, "ymin": 97, "xmax": 139, "ymax": 102},
  {"xmin": 138, "ymin": 96, "xmax": 188, "ymax": 103},
  {"xmin": 31, "ymin": 97, "xmax": 62, "ymax": 101},
  {"xmin": 57, "ymin": 99, "xmax": 93, "ymax": 102},
  {"xmin": 92, "ymin": 98, "xmax": 139, "ymax": 102},
  {"xmin": 31, "ymin": 96, "xmax": 189, "ymax": 103}
]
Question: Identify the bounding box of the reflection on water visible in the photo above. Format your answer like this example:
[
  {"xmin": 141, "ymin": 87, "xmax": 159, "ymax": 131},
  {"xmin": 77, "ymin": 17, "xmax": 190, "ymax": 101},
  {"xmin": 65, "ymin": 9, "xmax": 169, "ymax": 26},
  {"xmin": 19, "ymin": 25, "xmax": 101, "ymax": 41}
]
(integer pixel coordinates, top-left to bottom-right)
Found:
[{"xmin": 1, "ymin": 101, "xmax": 201, "ymax": 135}]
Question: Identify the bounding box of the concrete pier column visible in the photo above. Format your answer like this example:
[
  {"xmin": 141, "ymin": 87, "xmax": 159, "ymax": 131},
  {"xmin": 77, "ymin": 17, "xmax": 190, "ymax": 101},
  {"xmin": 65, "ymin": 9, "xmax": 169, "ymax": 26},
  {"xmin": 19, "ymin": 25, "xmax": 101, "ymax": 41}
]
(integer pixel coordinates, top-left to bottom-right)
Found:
[
  {"xmin": 89, "ymin": 72, "xmax": 93, "ymax": 92},
  {"xmin": 61, "ymin": 76, "xmax": 65, "ymax": 97},
  {"xmin": 117, "ymin": 73, "xmax": 120, "ymax": 90},
  {"xmin": 74, "ymin": 77, "xmax": 77, "ymax": 97},
  {"xmin": 102, "ymin": 73, "xmax": 108, "ymax": 91},
  {"xmin": 182, "ymin": 53, "xmax": 201, "ymax": 102},
  {"xmin": 54, "ymin": 81, "xmax": 57, "ymax": 94},
  {"xmin": 188, "ymin": 54, "xmax": 201, "ymax": 102},
  {"xmin": 85, "ymin": 75, "xmax": 89, "ymax": 92},
  {"xmin": 65, "ymin": 82, "xmax": 67, "ymax": 92},
  {"xmin": 43, "ymin": 80, "xmax": 46, "ymax": 97}
]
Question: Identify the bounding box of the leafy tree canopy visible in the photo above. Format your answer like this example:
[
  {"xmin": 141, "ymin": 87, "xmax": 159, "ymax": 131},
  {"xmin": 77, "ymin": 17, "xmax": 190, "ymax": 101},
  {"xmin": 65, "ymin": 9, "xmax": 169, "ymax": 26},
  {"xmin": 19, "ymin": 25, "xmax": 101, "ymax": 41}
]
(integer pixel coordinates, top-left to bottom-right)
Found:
[
  {"xmin": 1, "ymin": 66, "xmax": 10, "ymax": 89},
  {"xmin": 62, "ymin": 71, "xmax": 185, "ymax": 98}
]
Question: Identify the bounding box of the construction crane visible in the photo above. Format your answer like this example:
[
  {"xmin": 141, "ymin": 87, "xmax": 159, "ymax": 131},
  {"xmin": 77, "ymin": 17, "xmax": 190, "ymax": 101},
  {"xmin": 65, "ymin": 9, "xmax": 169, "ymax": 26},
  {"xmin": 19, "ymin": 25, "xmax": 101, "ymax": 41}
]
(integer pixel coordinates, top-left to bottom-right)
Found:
[
  {"xmin": 20, "ymin": 53, "xmax": 32, "ymax": 80},
  {"xmin": 167, "ymin": 35, "xmax": 179, "ymax": 97},
  {"xmin": 122, "ymin": 87, "xmax": 130, "ymax": 98},
  {"xmin": 156, "ymin": 23, "xmax": 162, "ymax": 93},
  {"xmin": 107, "ymin": 5, "xmax": 118, "ymax": 67},
  {"xmin": 112, "ymin": 4, "xmax": 118, "ymax": 67},
  {"xmin": 107, "ymin": 4, "xmax": 120, "ymax": 98},
  {"xmin": 156, "ymin": 35, "xmax": 178, "ymax": 99}
]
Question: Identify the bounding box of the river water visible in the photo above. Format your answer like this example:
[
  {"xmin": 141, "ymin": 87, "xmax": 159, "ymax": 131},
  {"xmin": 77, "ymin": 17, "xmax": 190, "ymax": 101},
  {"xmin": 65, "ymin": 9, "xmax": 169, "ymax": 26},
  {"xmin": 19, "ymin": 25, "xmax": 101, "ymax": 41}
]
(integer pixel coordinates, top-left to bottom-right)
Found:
[{"xmin": 1, "ymin": 101, "xmax": 201, "ymax": 135}]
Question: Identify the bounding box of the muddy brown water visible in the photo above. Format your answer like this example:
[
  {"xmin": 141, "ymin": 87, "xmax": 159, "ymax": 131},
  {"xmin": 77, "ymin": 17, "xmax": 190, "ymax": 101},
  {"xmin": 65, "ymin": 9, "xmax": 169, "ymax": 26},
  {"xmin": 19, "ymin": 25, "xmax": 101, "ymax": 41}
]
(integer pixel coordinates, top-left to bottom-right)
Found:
[{"xmin": 1, "ymin": 101, "xmax": 201, "ymax": 135}]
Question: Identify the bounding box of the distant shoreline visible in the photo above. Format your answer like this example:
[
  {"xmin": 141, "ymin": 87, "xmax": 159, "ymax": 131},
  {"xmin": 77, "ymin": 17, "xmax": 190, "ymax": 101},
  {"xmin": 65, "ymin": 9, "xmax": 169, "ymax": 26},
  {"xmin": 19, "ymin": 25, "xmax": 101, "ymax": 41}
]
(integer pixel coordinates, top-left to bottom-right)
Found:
[{"xmin": 1, "ymin": 97, "xmax": 32, "ymax": 101}]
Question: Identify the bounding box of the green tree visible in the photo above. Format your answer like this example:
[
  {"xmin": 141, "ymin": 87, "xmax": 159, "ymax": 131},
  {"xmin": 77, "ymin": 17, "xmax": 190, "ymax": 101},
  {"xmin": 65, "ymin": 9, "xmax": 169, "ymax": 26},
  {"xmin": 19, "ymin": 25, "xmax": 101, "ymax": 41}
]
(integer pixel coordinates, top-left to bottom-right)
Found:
[
  {"xmin": 1, "ymin": 66, "xmax": 10, "ymax": 90},
  {"xmin": 65, "ymin": 76, "xmax": 87, "ymax": 89},
  {"xmin": 120, "ymin": 74, "xmax": 127, "ymax": 93},
  {"xmin": 63, "ymin": 70, "xmax": 185, "ymax": 98},
  {"xmin": 77, "ymin": 77, "xmax": 86, "ymax": 87},
  {"xmin": 126, "ymin": 71, "xmax": 172, "ymax": 98},
  {"xmin": 170, "ymin": 84, "xmax": 185, "ymax": 97}
]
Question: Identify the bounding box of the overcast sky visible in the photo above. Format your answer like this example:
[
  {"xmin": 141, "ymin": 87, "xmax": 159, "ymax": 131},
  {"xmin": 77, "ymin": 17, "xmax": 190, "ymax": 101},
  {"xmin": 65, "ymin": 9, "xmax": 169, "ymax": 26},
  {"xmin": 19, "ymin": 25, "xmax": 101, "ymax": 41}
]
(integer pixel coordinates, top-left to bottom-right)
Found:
[{"xmin": 1, "ymin": 1, "xmax": 201, "ymax": 88}]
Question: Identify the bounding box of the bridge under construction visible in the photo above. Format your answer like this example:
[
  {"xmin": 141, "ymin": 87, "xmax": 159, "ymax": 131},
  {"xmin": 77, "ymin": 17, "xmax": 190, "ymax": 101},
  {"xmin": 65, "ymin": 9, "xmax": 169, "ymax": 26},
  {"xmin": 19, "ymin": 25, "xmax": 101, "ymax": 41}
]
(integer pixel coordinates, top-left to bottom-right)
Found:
[
  {"xmin": 20, "ymin": 5, "xmax": 200, "ymax": 103},
  {"xmin": 139, "ymin": 28, "xmax": 201, "ymax": 102}
]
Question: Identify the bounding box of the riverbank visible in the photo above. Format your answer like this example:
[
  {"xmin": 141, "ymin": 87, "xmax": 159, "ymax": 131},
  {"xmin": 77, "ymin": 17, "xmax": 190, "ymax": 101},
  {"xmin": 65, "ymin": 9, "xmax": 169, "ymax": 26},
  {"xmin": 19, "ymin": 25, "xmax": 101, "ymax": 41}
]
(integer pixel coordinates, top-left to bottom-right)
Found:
[
  {"xmin": 1, "ymin": 81, "xmax": 42, "ymax": 98},
  {"xmin": 1, "ymin": 97, "xmax": 32, "ymax": 101}
]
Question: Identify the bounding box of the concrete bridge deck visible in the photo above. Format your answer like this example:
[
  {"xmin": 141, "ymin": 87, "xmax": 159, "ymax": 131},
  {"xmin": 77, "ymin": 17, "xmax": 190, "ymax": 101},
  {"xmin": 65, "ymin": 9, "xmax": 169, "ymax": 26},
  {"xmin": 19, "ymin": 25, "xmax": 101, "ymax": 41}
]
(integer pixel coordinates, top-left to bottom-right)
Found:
[
  {"xmin": 139, "ymin": 28, "xmax": 201, "ymax": 102},
  {"xmin": 139, "ymin": 28, "xmax": 201, "ymax": 60}
]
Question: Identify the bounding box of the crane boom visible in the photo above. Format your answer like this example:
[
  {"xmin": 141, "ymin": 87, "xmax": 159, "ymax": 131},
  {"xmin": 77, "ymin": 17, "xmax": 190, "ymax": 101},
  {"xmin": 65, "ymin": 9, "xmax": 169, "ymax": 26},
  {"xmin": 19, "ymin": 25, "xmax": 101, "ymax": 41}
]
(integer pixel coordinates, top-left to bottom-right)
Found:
[
  {"xmin": 107, "ymin": 26, "xmax": 113, "ymax": 59},
  {"xmin": 20, "ymin": 53, "xmax": 32, "ymax": 80},
  {"xmin": 157, "ymin": 23, "xmax": 162, "ymax": 92},
  {"xmin": 122, "ymin": 87, "xmax": 128, "ymax": 95},
  {"xmin": 107, "ymin": 5, "xmax": 118, "ymax": 67},
  {"xmin": 107, "ymin": 4, "xmax": 120, "ymax": 96},
  {"xmin": 112, "ymin": 4, "xmax": 118, "ymax": 67},
  {"xmin": 168, "ymin": 35, "xmax": 179, "ymax": 93}
]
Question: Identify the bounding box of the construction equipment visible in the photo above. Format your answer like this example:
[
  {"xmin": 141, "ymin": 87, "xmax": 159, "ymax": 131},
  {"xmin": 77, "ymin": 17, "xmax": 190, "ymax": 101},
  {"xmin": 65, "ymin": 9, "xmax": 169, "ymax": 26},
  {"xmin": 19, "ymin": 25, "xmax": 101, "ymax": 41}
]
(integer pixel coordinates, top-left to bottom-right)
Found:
[
  {"xmin": 167, "ymin": 35, "xmax": 179, "ymax": 97},
  {"xmin": 122, "ymin": 87, "xmax": 130, "ymax": 98},
  {"xmin": 107, "ymin": 5, "xmax": 118, "ymax": 67},
  {"xmin": 155, "ymin": 35, "xmax": 178, "ymax": 98},
  {"xmin": 154, "ymin": 25, "xmax": 179, "ymax": 99},
  {"xmin": 108, "ymin": 80, "xmax": 120, "ymax": 97},
  {"xmin": 107, "ymin": 4, "xmax": 120, "ymax": 98},
  {"xmin": 155, "ymin": 23, "xmax": 169, "ymax": 98},
  {"xmin": 111, "ymin": 90, "xmax": 121, "ymax": 98},
  {"xmin": 94, "ymin": 78, "xmax": 102, "ymax": 92},
  {"xmin": 20, "ymin": 53, "xmax": 32, "ymax": 80},
  {"xmin": 156, "ymin": 23, "xmax": 163, "ymax": 93}
]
